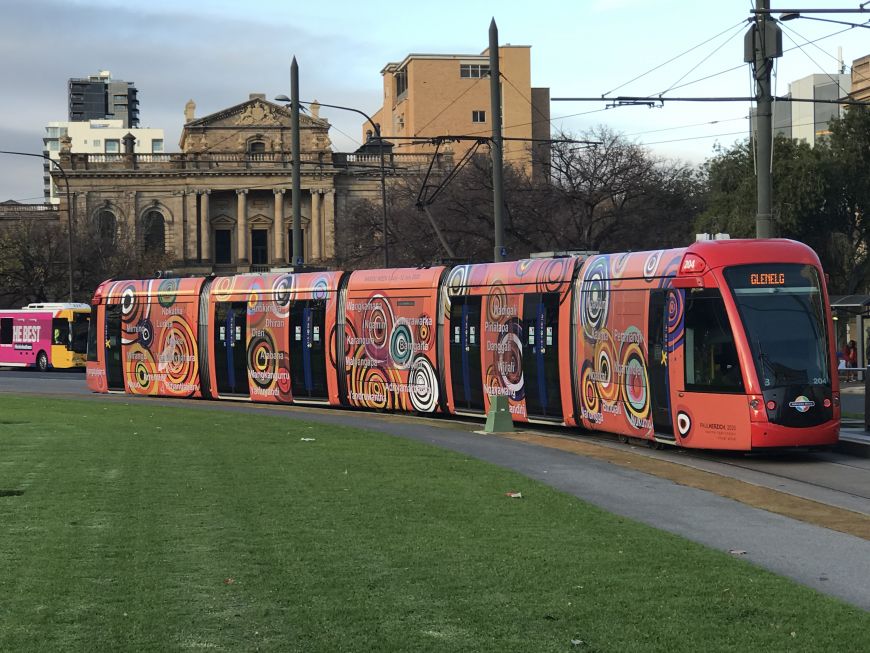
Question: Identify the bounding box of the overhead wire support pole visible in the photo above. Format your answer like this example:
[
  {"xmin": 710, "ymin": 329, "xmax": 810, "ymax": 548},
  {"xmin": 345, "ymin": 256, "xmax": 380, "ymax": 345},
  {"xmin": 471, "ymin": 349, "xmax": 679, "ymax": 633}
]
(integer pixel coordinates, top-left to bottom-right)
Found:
[
  {"xmin": 275, "ymin": 95, "xmax": 391, "ymax": 267},
  {"xmin": 0, "ymin": 150, "xmax": 74, "ymax": 301},
  {"xmin": 290, "ymin": 57, "xmax": 303, "ymax": 267},
  {"xmin": 489, "ymin": 18, "xmax": 507, "ymax": 263},
  {"xmin": 745, "ymin": 0, "xmax": 782, "ymax": 239}
]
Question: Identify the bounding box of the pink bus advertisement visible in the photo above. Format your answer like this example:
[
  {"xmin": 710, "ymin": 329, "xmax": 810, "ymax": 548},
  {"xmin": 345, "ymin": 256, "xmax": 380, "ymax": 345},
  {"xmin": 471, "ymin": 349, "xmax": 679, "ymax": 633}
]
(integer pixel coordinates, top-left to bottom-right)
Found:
[{"xmin": 0, "ymin": 303, "xmax": 90, "ymax": 371}]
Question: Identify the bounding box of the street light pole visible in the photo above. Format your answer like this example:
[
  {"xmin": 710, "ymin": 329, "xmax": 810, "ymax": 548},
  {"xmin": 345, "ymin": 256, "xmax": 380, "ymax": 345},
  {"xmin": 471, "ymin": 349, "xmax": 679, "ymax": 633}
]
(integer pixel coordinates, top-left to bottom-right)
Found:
[
  {"xmin": 0, "ymin": 150, "xmax": 75, "ymax": 301},
  {"xmin": 275, "ymin": 95, "xmax": 390, "ymax": 268}
]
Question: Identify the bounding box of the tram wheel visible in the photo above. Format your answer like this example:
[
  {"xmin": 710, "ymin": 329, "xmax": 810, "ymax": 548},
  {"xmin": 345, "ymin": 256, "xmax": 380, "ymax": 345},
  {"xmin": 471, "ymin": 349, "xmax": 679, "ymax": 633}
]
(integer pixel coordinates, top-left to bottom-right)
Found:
[
  {"xmin": 647, "ymin": 438, "xmax": 665, "ymax": 450},
  {"xmin": 618, "ymin": 435, "xmax": 630, "ymax": 444}
]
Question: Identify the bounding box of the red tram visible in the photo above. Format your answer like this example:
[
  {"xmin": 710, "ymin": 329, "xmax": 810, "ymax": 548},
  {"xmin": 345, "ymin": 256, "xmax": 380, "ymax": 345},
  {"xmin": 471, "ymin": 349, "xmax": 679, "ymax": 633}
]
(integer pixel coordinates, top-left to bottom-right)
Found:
[{"xmin": 86, "ymin": 239, "xmax": 839, "ymax": 450}]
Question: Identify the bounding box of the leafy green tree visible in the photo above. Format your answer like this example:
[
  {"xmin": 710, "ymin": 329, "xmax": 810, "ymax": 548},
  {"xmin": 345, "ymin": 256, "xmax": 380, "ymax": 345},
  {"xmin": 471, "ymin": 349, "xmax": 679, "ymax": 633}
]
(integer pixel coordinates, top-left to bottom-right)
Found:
[{"xmin": 698, "ymin": 107, "xmax": 870, "ymax": 294}]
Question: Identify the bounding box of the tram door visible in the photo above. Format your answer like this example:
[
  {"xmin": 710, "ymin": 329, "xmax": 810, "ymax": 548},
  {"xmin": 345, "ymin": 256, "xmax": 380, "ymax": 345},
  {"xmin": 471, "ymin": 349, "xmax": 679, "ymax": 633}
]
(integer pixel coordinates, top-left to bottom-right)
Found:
[
  {"xmin": 522, "ymin": 293, "xmax": 562, "ymax": 419},
  {"xmin": 104, "ymin": 304, "xmax": 124, "ymax": 391},
  {"xmin": 648, "ymin": 290, "xmax": 673, "ymax": 433},
  {"xmin": 214, "ymin": 301, "xmax": 248, "ymax": 396},
  {"xmin": 449, "ymin": 296, "xmax": 484, "ymax": 412},
  {"xmin": 289, "ymin": 300, "xmax": 328, "ymax": 400}
]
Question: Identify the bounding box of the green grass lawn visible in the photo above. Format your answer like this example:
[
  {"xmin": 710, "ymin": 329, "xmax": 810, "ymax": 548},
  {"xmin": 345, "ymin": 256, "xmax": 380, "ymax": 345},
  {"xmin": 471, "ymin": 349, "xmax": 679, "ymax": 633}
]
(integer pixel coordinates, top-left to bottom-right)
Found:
[{"xmin": 0, "ymin": 395, "xmax": 867, "ymax": 652}]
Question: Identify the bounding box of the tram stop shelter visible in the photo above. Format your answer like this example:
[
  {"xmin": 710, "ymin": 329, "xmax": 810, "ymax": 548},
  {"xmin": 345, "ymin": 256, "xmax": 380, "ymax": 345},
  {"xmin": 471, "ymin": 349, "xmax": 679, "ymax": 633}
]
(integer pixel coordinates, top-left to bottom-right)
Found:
[{"xmin": 829, "ymin": 295, "xmax": 870, "ymax": 375}]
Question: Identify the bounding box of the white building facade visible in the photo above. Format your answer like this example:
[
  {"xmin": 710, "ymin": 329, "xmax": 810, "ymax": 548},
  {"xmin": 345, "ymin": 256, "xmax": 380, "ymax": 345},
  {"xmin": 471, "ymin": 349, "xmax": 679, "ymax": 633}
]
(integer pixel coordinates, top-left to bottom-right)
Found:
[{"xmin": 43, "ymin": 120, "xmax": 165, "ymax": 204}]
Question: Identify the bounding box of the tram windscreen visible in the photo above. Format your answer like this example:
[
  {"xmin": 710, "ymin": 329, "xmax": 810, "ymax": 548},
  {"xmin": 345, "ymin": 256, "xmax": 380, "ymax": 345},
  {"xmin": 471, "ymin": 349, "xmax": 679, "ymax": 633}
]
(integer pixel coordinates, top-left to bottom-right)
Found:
[{"xmin": 724, "ymin": 264, "xmax": 830, "ymax": 388}]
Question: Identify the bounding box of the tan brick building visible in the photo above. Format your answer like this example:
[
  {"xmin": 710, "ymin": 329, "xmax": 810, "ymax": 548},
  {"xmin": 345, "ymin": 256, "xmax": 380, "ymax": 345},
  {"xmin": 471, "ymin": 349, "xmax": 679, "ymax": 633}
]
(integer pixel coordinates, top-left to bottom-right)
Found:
[
  {"xmin": 851, "ymin": 55, "xmax": 870, "ymax": 102},
  {"xmin": 52, "ymin": 94, "xmax": 445, "ymax": 276},
  {"xmin": 369, "ymin": 45, "xmax": 550, "ymax": 180}
]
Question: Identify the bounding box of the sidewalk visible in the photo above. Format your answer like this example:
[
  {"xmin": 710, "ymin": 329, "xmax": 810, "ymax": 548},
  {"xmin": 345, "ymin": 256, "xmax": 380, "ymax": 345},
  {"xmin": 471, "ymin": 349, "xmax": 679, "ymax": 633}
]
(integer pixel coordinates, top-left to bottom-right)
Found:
[{"xmin": 839, "ymin": 381, "xmax": 870, "ymax": 456}]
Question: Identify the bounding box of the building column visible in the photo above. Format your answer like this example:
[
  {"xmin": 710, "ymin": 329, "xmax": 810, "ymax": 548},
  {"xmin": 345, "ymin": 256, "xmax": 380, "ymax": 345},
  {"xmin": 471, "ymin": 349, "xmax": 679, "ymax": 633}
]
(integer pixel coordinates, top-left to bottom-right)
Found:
[
  {"xmin": 200, "ymin": 190, "xmax": 211, "ymax": 264},
  {"xmin": 182, "ymin": 190, "xmax": 192, "ymax": 262},
  {"xmin": 323, "ymin": 189, "xmax": 335, "ymax": 260},
  {"xmin": 236, "ymin": 189, "xmax": 248, "ymax": 264},
  {"xmin": 273, "ymin": 189, "xmax": 285, "ymax": 263},
  {"xmin": 311, "ymin": 189, "xmax": 322, "ymax": 260}
]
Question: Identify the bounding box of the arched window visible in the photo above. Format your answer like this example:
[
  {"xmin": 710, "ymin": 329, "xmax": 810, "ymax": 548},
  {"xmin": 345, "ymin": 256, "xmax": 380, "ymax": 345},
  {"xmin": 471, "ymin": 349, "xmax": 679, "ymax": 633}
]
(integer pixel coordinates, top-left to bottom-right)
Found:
[
  {"xmin": 143, "ymin": 210, "xmax": 165, "ymax": 254},
  {"xmin": 98, "ymin": 209, "xmax": 116, "ymax": 245}
]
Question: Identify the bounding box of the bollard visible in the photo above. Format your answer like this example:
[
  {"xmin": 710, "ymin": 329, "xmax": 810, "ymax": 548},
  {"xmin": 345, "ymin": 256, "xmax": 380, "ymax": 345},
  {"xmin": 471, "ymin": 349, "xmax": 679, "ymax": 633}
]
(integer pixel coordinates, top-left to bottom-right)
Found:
[{"xmin": 484, "ymin": 395, "xmax": 514, "ymax": 433}]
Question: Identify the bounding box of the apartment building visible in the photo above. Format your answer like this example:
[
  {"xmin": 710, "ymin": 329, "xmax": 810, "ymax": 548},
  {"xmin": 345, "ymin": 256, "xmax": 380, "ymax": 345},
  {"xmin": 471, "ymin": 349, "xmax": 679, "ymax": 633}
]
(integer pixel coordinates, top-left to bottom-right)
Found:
[
  {"xmin": 68, "ymin": 70, "xmax": 139, "ymax": 127},
  {"xmin": 368, "ymin": 45, "xmax": 550, "ymax": 180}
]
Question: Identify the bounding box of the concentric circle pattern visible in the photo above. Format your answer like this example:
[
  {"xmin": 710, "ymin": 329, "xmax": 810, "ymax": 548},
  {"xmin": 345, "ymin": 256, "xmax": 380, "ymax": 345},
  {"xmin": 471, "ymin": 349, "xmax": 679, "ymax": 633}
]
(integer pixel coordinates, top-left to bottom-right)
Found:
[
  {"xmin": 677, "ymin": 411, "xmax": 692, "ymax": 438},
  {"xmin": 580, "ymin": 257, "xmax": 610, "ymax": 341},
  {"xmin": 389, "ymin": 319, "xmax": 414, "ymax": 369},
  {"xmin": 156, "ymin": 315, "xmax": 198, "ymax": 394},
  {"xmin": 157, "ymin": 278, "xmax": 179, "ymax": 308},
  {"xmin": 535, "ymin": 258, "xmax": 568, "ymax": 294},
  {"xmin": 643, "ymin": 250, "xmax": 662, "ymax": 281},
  {"xmin": 248, "ymin": 330, "xmax": 278, "ymax": 390},
  {"xmin": 362, "ymin": 295, "xmax": 393, "ymax": 361},
  {"xmin": 409, "ymin": 356, "xmax": 438, "ymax": 412},
  {"xmin": 271, "ymin": 274, "xmax": 295, "ymax": 318}
]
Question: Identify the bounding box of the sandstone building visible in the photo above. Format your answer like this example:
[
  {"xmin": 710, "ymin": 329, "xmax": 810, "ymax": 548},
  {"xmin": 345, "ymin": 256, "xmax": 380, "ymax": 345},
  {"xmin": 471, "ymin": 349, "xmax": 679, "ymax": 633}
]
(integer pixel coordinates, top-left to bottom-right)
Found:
[{"xmin": 52, "ymin": 94, "xmax": 443, "ymax": 275}]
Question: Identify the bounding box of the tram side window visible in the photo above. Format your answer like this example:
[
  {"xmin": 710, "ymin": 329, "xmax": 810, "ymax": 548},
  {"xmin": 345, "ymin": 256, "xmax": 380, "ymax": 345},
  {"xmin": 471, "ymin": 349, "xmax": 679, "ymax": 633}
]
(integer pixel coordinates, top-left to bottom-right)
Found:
[
  {"xmin": 86, "ymin": 306, "xmax": 99, "ymax": 362},
  {"xmin": 0, "ymin": 318, "xmax": 11, "ymax": 344},
  {"xmin": 684, "ymin": 289, "xmax": 744, "ymax": 393}
]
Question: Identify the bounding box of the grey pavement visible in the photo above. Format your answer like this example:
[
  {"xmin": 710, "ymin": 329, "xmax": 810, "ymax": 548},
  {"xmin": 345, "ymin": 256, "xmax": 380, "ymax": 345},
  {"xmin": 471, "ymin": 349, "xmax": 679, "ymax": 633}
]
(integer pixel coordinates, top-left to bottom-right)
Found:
[{"xmin": 3, "ymin": 370, "xmax": 870, "ymax": 611}]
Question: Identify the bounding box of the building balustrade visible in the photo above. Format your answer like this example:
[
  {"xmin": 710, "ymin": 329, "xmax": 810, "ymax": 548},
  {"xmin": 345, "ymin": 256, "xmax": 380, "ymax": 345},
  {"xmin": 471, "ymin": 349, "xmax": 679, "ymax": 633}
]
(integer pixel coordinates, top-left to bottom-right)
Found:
[
  {"xmin": 65, "ymin": 150, "xmax": 449, "ymax": 173},
  {"xmin": 0, "ymin": 203, "xmax": 59, "ymax": 220}
]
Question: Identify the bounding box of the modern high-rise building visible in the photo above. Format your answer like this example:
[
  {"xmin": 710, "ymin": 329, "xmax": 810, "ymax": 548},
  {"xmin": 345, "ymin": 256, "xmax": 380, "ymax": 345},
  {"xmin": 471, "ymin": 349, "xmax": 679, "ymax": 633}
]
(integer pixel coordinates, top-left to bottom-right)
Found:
[
  {"xmin": 367, "ymin": 45, "xmax": 550, "ymax": 180},
  {"xmin": 68, "ymin": 70, "xmax": 139, "ymax": 127},
  {"xmin": 753, "ymin": 72, "xmax": 850, "ymax": 146}
]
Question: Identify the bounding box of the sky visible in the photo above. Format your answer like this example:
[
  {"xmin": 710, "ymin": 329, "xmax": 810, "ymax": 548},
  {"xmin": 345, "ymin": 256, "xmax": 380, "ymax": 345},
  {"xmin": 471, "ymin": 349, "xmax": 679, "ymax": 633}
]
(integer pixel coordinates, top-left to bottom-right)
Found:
[{"xmin": 1, "ymin": 0, "xmax": 868, "ymax": 202}]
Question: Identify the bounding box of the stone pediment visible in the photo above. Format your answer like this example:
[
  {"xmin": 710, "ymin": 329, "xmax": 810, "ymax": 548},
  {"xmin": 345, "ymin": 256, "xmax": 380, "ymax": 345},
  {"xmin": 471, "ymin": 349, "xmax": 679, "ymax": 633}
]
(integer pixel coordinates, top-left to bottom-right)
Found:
[
  {"xmin": 180, "ymin": 97, "xmax": 331, "ymax": 152},
  {"xmin": 185, "ymin": 98, "xmax": 323, "ymax": 130}
]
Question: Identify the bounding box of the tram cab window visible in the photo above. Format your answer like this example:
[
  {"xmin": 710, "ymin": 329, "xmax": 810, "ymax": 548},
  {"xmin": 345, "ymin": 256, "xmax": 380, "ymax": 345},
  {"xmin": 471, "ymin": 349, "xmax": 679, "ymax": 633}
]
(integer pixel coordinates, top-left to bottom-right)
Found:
[{"xmin": 684, "ymin": 289, "xmax": 744, "ymax": 393}]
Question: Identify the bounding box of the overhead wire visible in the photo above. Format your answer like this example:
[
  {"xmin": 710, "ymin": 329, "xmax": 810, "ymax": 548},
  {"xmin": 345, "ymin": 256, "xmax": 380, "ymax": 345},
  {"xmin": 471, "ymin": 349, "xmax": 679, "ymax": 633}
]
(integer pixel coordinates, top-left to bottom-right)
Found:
[
  {"xmin": 656, "ymin": 20, "xmax": 749, "ymax": 96},
  {"xmin": 604, "ymin": 19, "xmax": 748, "ymax": 96},
  {"xmin": 779, "ymin": 21, "xmax": 870, "ymax": 87}
]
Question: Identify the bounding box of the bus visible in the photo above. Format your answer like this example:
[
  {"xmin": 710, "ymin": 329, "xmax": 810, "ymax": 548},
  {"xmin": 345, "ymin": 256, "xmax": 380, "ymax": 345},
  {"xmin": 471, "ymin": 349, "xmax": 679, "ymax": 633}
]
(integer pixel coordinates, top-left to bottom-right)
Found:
[
  {"xmin": 0, "ymin": 303, "xmax": 91, "ymax": 371},
  {"xmin": 85, "ymin": 239, "xmax": 838, "ymax": 451}
]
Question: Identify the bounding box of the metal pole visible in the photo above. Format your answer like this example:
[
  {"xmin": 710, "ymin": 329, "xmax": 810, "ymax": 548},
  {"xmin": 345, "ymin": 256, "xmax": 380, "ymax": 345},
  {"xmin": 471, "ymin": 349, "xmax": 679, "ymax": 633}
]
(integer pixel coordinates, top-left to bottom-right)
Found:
[
  {"xmin": 273, "ymin": 96, "xmax": 390, "ymax": 267},
  {"xmin": 489, "ymin": 19, "xmax": 506, "ymax": 262},
  {"xmin": 291, "ymin": 57, "xmax": 303, "ymax": 267},
  {"xmin": 753, "ymin": 0, "xmax": 775, "ymax": 238},
  {"xmin": 378, "ymin": 128, "xmax": 389, "ymax": 268},
  {"xmin": 0, "ymin": 150, "xmax": 74, "ymax": 300}
]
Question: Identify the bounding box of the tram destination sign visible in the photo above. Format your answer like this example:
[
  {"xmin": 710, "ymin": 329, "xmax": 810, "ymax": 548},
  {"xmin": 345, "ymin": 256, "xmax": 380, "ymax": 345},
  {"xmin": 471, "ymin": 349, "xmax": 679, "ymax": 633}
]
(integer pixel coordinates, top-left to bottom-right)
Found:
[{"xmin": 726, "ymin": 264, "xmax": 816, "ymax": 290}]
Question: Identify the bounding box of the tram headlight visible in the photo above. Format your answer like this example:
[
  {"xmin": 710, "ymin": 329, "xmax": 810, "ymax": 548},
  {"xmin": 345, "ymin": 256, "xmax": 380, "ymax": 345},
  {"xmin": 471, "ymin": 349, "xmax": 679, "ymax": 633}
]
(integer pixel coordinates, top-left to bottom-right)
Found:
[
  {"xmin": 749, "ymin": 398, "xmax": 760, "ymax": 410},
  {"xmin": 832, "ymin": 393, "xmax": 840, "ymax": 407}
]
